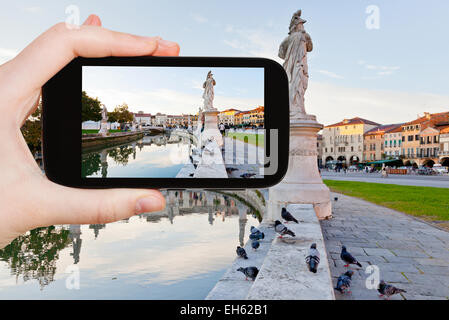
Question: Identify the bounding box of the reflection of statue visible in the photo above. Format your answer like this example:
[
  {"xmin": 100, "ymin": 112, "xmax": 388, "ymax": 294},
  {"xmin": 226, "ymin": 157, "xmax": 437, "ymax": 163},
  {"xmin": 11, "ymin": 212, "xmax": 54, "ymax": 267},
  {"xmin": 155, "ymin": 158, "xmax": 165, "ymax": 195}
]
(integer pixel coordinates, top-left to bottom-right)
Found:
[
  {"xmin": 89, "ymin": 224, "xmax": 106, "ymax": 239},
  {"xmin": 69, "ymin": 225, "xmax": 82, "ymax": 264},
  {"xmin": 278, "ymin": 10, "xmax": 313, "ymax": 118},
  {"xmin": 202, "ymin": 71, "xmax": 216, "ymax": 111}
]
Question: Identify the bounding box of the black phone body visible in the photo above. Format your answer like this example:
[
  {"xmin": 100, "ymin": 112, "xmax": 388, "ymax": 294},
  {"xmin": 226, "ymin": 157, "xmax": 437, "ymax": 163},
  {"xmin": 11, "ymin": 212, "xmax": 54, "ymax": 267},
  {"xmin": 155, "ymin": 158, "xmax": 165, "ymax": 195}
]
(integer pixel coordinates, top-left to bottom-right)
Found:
[{"xmin": 42, "ymin": 56, "xmax": 289, "ymax": 189}]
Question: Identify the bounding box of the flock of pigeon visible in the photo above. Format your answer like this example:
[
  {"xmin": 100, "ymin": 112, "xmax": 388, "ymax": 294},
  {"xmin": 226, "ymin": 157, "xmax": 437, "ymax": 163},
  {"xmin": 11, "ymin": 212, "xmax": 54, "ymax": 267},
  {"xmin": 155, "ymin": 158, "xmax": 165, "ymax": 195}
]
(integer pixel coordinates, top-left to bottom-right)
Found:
[
  {"xmin": 235, "ymin": 207, "xmax": 407, "ymax": 300},
  {"xmin": 335, "ymin": 245, "xmax": 406, "ymax": 299}
]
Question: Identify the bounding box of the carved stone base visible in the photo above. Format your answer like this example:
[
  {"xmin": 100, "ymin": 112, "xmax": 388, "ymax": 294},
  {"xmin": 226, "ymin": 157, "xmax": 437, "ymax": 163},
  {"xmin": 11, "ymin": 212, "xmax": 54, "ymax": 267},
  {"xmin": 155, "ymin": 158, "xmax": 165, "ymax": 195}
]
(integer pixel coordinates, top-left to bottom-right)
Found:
[
  {"xmin": 266, "ymin": 114, "xmax": 332, "ymax": 221},
  {"xmin": 98, "ymin": 120, "xmax": 108, "ymax": 137},
  {"xmin": 202, "ymin": 110, "xmax": 223, "ymax": 147}
]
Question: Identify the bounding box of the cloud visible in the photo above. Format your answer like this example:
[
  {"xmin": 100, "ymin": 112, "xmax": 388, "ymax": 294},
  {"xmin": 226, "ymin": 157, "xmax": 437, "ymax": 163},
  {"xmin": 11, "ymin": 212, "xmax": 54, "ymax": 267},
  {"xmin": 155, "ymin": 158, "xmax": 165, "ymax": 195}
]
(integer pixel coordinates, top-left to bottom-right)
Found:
[
  {"xmin": 223, "ymin": 26, "xmax": 283, "ymax": 63},
  {"xmin": 23, "ymin": 6, "xmax": 43, "ymax": 13},
  {"xmin": 306, "ymin": 81, "xmax": 449, "ymax": 127},
  {"xmin": 191, "ymin": 13, "xmax": 208, "ymax": 24},
  {"xmin": 358, "ymin": 60, "xmax": 400, "ymax": 77},
  {"xmin": 317, "ymin": 70, "xmax": 344, "ymax": 79},
  {"xmin": 0, "ymin": 48, "xmax": 18, "ymax": 65}
]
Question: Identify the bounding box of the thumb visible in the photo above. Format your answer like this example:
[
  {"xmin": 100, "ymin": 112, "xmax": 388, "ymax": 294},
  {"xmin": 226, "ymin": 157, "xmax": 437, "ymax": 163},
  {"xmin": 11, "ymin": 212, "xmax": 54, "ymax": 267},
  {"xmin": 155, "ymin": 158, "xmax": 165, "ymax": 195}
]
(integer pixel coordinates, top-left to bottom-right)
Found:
[{"xmin": 32, "ymin": 181, "xmax": 165, "ymax": 227}]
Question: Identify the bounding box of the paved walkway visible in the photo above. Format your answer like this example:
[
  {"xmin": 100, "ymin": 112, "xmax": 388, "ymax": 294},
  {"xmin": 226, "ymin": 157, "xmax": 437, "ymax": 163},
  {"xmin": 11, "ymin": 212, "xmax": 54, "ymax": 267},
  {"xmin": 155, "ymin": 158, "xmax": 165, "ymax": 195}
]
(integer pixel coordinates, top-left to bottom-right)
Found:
[
  {"xmin": 321, "ymin": 192, "xmax": 449, "ymax": 300},
  {"xmin": 322, "ymin": 171, "xmax": 449, "ymax": 188}
]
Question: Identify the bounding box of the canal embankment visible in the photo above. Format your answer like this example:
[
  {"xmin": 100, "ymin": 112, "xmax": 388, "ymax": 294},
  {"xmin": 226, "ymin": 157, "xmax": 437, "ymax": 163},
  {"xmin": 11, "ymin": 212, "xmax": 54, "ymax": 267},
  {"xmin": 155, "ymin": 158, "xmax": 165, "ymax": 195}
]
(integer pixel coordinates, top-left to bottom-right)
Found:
[
  {"xmin": 206, "ymin": 204, "xmax": 335, "ymax": 300},
  {"xmin": 82, "ymin": 131, "xmax": 144, "ymax": 152}
]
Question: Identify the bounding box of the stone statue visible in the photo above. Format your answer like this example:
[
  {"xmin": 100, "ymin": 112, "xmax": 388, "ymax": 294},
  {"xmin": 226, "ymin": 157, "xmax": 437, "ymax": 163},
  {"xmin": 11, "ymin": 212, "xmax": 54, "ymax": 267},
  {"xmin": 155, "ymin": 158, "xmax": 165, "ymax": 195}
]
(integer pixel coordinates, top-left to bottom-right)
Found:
[
  {"xmin": 202, "ymin": 71, "xmax": 216, "ymax": 111},
  {"xmin": 278, "ymin": 10, "xmax": 313, "ymax": 118},
  {"xmin": 101, "ymin": 105, "xmax": 108, "ymax": 121}
]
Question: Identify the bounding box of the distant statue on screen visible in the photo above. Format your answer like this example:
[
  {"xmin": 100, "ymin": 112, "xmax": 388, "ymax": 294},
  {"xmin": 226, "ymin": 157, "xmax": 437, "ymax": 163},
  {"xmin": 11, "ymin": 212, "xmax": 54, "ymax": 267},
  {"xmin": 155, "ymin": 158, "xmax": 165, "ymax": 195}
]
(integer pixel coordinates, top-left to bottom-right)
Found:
[
  {"xmin": 279, "ymin": 10, "xmax": 313, "ymax": 118},
  {"xmin": 202, "ymin": 71, "xmax": 216, "ymax": 111},
  {"xmin": 101, "ymin": 105, "xmax": 108, "ymax": 121}
]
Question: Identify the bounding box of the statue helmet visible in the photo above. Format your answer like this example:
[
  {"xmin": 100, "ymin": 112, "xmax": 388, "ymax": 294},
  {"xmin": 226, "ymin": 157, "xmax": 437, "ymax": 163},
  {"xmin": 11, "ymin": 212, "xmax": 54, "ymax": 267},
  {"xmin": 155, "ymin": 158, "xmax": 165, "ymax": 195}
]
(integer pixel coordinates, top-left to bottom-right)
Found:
[{"xmin": 289, "ymin": 9, "xmax": 307, "ymax": 34}]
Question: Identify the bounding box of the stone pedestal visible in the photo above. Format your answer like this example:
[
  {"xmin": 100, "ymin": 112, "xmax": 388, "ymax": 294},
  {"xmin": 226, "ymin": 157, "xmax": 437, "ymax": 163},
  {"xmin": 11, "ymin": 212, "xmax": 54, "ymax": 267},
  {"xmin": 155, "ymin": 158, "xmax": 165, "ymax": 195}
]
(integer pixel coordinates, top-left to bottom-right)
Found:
[
  {"xmin": 202, "ymin": 110, "xmax": 223, "ymax": 148},
  {"xmin": 98, "ymin": 120, "xmax": 108, "ymax": 136},
  {"xmin": 267, "ymin": 114, "xmax": 332, "ymax": 221}
]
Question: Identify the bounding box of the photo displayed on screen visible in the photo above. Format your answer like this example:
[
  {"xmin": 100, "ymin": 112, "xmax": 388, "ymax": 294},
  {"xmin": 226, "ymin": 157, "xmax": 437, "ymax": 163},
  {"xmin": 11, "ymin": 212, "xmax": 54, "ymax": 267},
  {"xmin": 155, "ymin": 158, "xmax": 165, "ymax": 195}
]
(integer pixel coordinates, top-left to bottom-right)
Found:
[{"xmin": 81, "ymin": 67, "xmax": 265, "ymax": 178}]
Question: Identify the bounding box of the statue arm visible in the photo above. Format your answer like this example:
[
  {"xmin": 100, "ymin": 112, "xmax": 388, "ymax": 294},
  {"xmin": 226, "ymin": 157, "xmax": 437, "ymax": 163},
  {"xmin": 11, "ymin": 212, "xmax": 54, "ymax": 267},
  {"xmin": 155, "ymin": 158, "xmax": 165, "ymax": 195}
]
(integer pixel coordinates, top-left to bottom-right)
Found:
[{"xmin": 305, "ymin": 33, "xmax": 313, "ymax": 52}]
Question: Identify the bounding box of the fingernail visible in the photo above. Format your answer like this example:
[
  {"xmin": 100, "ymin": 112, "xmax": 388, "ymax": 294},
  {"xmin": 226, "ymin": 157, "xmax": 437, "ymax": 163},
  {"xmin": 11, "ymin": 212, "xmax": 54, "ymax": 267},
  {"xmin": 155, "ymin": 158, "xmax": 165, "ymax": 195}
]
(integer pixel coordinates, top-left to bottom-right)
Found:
[
  {"xmin": 158, "ymin": 39, "xmax": 179, "ymax": 49},
  {"xmin": 135, "ymin": 195, "xmax": 165, "ymax": 214}
]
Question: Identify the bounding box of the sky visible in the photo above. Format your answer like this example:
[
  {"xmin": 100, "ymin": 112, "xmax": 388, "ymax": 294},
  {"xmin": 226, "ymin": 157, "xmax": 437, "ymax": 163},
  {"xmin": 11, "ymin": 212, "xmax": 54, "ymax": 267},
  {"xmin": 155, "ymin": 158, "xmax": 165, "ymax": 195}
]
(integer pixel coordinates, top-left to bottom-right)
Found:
[
  {"xmin": 82, "ymin": 66, "xmax": 264, "ymax": 114},
  {"xmin": 1, "ymin": 0, "xmax": 449, "ymax": 125}
]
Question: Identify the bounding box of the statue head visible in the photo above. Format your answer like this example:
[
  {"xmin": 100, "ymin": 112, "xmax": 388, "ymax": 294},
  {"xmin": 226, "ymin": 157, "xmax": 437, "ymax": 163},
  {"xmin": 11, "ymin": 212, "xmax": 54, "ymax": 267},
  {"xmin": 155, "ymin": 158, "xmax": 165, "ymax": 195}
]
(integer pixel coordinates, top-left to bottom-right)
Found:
[
  {"xmin": 207, "ymin": 70, "xmax": 213, "ymax": 79},
  {"xmin": 289, "ymin": 10, "xmax": 307, "ymax": 34}
]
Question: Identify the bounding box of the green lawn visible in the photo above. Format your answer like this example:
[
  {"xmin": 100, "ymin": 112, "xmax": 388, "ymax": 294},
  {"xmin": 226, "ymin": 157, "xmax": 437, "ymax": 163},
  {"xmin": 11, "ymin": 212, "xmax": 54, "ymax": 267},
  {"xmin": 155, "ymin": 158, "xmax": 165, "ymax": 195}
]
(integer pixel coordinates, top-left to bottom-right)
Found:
[
  {"xmin": 82, "ymin": 129, "xmax": 122, "ymax": 134},
  {"xmin": 324, "ymin": 180, "xmax": 449, "ymax": 221},
  {"xmin": 227, "ymin": 133, "xmax": 264, "ymax": 147}
]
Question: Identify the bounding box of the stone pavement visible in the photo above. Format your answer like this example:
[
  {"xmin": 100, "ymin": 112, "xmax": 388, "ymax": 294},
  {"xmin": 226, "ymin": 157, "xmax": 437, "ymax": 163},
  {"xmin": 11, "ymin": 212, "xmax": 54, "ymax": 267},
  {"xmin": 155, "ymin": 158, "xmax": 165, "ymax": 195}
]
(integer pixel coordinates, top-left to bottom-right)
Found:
[{"xmin": 321, "ymin": 192, "xmax": 449, "ymax": 300}]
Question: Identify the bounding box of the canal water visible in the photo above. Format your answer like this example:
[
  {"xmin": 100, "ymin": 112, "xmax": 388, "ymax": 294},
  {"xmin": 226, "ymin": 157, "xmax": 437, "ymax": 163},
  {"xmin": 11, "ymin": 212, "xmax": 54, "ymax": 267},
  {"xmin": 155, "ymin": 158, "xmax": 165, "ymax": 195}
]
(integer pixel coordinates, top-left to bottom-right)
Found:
[
  {"xmin": 82, "ymin": 133, "xmax": 193, "ymax": 178},
  {"xmin": 0, "ymin": 191, "xmax": 261, "ymax": 299}
]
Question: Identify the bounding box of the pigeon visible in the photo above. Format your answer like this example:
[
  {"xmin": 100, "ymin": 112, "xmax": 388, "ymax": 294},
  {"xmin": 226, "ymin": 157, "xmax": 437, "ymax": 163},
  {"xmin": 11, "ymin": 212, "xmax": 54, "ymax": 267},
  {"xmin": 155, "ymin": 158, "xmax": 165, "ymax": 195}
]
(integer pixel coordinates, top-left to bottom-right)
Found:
[
  {"xmin": 340, "ymin": 246, "xmax": 362, "ymax": 268},
  {"xmin": 250, "ymin": 226, "xmax": 261, "ymax": 234},
  {"xmin": 237, "ymin": 266, "xmax": 259, "ymax": 281},
  {"xmin": 250, "ymin": 226, "xmax": 264, "ymax": 240},
  {"xmin": 305, "ymin": 243, "xmax": 320, "ymax": 273},
  {"xmin": 377, "ymin": 280, "xmax": 406, "ymax": 299},
  {"xmin": 251, "ymin": 240, "xmax": 260, "ymax": 250},
  {"xmin": 236, "ymin": 246, "xmax": 248, "ymax": 259},
  {"xmin": 334, "ymin": 270, "xmax": 354, "ymax": 294},
  {"xmin": 274, "ymin": 220, "xmax": 295, "ymax": 238},
  {"xmin": 240, "ymin": 173, "xmax": 256, "ymax": 179},
  {"xmin": 281, "ymin": 207, "xmax": 298, "ymax": 224},
  {"xmin": 249, "ymin": 232, "xmax": 264, "ymax": 241}
]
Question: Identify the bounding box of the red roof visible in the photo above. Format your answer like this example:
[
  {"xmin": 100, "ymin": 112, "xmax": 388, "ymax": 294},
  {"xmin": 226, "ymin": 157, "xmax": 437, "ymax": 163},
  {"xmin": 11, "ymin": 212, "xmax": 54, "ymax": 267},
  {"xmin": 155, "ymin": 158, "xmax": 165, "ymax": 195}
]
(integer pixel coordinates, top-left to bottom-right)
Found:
[
  {"xmin": 325, "ymin": 117, "xmax": 380, "ymax": 128},
  {"xmin": 134, "ymin": 113, "xmax": 151, "ymax": 117},
  {"xmin": 365, "ymin": 124, "xmax": 403, "ymax": 136}
]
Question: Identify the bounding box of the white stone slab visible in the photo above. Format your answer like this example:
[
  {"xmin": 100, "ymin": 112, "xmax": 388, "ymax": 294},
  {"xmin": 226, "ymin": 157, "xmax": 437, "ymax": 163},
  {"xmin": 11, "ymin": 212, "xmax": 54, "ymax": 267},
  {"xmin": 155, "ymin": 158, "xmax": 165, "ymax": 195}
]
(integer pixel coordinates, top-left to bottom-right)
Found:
[{"xmin": 246, "ymin": 204, "xmax": 335, "ymax": 300}]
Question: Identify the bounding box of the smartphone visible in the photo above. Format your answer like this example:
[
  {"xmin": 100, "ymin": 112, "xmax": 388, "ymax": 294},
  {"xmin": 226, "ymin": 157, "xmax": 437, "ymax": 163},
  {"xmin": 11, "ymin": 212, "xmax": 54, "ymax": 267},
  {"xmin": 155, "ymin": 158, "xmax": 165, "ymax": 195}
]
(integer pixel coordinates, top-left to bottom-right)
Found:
[{"xmin": 42, "ymin": 57, "xmax": 289, "ymax": 189}]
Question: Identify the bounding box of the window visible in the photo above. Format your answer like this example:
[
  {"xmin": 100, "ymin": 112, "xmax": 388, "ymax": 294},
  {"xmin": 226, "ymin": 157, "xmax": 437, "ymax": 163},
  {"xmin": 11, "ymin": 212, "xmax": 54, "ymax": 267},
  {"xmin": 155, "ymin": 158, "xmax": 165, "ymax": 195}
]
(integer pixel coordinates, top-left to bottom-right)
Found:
[
  {"xmin": 408, "ymin": 135, "xmax": 413, "ymax": 141},
  {"xmin": 325, "ymin": 148, "xmax": 328, "ymax": 153},
  {"xmin": 402, "ymin": 136, "xmax": 405, "ymax": 142},
  {"xmin": 351, "ymin": 146, "xmax": 354, "ymax": 152}
]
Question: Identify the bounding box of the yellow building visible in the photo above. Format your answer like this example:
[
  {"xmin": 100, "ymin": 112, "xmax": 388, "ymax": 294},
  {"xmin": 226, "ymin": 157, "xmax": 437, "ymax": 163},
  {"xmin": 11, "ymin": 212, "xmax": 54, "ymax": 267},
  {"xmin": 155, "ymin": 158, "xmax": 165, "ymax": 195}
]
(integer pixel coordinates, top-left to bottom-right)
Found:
[
  {"xmin": 322, "ymin": 117, "xmax": 380, "ymax": 166},
  {"xmin": 250, "ymin": 106, "xmax": 264, "ymax": 126},
  {"xmin": 218, "ymin": 108, "xmax": 241, "ymax": 125}
]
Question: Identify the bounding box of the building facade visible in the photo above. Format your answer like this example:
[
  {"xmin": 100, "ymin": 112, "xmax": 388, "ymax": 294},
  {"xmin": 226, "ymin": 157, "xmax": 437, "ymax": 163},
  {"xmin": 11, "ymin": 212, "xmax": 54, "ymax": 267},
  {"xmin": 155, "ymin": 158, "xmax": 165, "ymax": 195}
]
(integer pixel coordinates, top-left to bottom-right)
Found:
[
  {"xmin": 439, "ymin": 126, "xmax": 449, "ymax": 166},
  {"xmin": 134, "ymin": 111, "xmax": 152, "ymax": 125},
  {"xmin": 363, "ymin": 124, "xmax": 401, "ymax": 162},
  {"xmin": 321, "ymin": 117, "xmax": 380, "ymax": 166},
  {"xmin": 218, "ymin": 109, "xmax": 241, "ymax": 126},
  {"xmin": 401, "ymin": 112, "xmax": 449, "ymax": 166},
  {"xmin": 383, "ymin": 125, "xmax": 403, "ymax": 158}
]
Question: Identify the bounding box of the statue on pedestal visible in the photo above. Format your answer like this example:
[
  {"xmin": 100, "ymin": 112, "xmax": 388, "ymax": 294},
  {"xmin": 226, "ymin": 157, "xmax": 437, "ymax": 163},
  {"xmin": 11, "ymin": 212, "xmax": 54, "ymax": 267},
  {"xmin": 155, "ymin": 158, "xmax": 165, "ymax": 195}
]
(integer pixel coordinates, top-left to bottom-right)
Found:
[
  {"xmin": 98, "ymin": 105, "xmax": 109, "ymax": 136},
  {"xmin": 267, "ymin": 10, "xmax": 331, "ymax": 221},
  {"xmin": 203, "ymin": 71, "xmax": 216, "ymax": 111},
  {"xmin": 279, "ymin": 10, "xmax": 313, "ymax": 118}
]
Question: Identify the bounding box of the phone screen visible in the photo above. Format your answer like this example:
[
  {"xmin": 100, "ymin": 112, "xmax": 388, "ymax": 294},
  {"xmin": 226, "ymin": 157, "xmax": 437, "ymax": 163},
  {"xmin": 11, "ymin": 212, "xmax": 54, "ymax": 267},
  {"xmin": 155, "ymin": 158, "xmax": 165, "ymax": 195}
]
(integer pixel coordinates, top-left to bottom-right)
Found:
[{"xmin": 81, "ymin": 66, "xmax": 265, "ymax": 179}]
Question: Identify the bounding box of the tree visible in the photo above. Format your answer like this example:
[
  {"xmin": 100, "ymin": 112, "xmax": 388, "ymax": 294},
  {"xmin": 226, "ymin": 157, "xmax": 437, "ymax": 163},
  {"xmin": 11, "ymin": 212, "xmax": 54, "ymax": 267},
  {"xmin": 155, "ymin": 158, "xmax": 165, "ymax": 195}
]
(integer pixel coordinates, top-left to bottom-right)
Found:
[
  {"xmin": 21, "ymin": 101, "xmax": 42, "ymax": 154},
  {"xmin": 108, "ymin": 103, "xmax": 134, "ymax": 125},
  {"xmin": 81, "ymin": 91, "xmax": 102, "ymax": 122}
]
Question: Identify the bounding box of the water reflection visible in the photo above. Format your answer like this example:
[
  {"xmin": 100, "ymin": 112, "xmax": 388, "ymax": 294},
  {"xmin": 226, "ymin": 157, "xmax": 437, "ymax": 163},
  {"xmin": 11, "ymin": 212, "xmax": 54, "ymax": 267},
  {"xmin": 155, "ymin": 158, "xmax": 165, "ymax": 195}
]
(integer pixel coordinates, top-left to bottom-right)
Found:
[
  {"xmin": 82, "ymin": 133, "xmax": 193, "ymax": 178},
  {"xmin": 0, "ymin": 226, "xmax": 71, "ymax": 290},
  {"xmin": 0, "ymin": 191, "xmax": 260, "ymax": 299}
]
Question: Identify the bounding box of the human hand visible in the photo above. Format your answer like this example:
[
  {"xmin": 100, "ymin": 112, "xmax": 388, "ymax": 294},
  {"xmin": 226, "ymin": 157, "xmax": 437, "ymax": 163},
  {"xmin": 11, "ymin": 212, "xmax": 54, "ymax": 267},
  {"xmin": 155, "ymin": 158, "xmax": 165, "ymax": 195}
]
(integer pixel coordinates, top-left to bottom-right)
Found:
[{"xmin": 0, "ymin": 15, "xmax": 180, "ymax": 249}]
